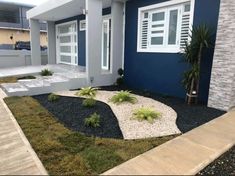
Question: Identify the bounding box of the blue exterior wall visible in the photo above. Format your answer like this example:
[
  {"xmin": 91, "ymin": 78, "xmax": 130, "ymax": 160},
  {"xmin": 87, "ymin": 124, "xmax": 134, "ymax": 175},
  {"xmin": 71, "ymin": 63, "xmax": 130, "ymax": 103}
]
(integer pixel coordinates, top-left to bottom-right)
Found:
[
  {"xmin": 124, "ymin": 0, "xmax": 220, "ymax": 103},
  {"xmin": 55, "ymin": 8, "xmax": 111, "ymax": 67}
]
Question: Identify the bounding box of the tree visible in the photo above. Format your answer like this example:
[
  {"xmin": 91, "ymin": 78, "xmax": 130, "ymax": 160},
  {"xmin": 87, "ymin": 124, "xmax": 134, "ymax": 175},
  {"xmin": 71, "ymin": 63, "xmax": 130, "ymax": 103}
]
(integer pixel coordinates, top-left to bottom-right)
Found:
[{"xmin": 182, "ymin": 24, "xmax": 214, "ymax": 104}]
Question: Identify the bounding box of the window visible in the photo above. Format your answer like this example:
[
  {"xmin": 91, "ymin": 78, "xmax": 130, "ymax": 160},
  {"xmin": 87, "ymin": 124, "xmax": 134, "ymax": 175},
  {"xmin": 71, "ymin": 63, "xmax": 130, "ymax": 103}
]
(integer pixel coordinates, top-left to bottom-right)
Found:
[
  {"xmin": 0, "ymin": 9, "xmax": 20, "ymax": 23},
  {"xmin": 80, "ymin": 20, "xmax": 86, "ymax": 31},
  {"xmin": 137, "ymin": 1, "xmax": 193, "ymax": 53}
]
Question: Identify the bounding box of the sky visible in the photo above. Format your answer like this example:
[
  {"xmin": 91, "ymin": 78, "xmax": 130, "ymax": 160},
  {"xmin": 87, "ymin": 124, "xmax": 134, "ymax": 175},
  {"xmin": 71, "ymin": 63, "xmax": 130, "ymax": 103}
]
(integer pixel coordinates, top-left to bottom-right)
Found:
[{"xmin": 0, "ymin": 0, "xmax": 48, "ymax": 6}]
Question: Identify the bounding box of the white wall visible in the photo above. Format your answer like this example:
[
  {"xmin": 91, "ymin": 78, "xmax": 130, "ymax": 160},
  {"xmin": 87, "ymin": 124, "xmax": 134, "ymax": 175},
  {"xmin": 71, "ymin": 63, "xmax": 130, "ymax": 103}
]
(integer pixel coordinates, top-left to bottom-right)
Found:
[{"xmin": 0, "ymin": 50, "xmax": 48, "ymax": 68}]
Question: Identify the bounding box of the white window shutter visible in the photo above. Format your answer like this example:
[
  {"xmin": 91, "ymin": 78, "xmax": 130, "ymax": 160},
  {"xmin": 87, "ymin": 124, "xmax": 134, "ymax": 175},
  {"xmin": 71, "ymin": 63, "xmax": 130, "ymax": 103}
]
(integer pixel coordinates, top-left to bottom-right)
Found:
[
  {"xmin": 180, "ymin": 10, "xmax": 190, "ymax": 49},
  {"xmin": 140, "ymin": 16, "xmax": 149, "ymax": 49}
]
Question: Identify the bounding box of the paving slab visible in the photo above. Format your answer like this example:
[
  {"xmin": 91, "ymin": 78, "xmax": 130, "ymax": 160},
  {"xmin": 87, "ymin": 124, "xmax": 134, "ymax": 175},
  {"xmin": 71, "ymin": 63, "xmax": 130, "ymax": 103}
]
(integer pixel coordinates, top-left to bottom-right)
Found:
[
  {"xmin": 103, "ymin": 110, "xmax": 235, "ymax": 175},
  {"xmin": 0, "ymin": 89, "xmax": 47, "ymax": 175}
]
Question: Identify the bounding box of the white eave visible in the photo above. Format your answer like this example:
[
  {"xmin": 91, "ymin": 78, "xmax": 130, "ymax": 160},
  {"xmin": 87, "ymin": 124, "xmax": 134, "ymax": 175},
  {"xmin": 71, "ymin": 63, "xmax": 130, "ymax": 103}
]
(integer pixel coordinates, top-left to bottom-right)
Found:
[{"xmin": 27, "ymin": 0, "xmax": 125, "ymax": 22}]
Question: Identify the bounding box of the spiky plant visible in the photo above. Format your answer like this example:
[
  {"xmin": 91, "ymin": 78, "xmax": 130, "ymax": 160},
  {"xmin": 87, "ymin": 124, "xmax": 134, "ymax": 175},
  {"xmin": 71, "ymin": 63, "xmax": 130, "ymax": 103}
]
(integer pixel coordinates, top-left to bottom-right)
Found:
[
  {"xmin": 132, "ymin": 108, "xmax": 161, "ymax": 124},
  {"xmin": 76, "ymin": 87, "xmax": 99, "ymax": 98},
  {"xmin": 110, "ymin": 90, "xmax": 137, "ymax": 105},
  {"xmin": 182, "ymin": 24, "xmax": 214, "ymax": 104}
]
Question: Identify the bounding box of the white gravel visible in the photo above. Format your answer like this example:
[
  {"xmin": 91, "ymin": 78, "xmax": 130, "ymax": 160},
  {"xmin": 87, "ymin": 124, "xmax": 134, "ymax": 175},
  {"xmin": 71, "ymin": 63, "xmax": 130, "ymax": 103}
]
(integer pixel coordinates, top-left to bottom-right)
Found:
[{"xmin": 56, "ymin": 90, "xmax": 181, "ymax": 140}]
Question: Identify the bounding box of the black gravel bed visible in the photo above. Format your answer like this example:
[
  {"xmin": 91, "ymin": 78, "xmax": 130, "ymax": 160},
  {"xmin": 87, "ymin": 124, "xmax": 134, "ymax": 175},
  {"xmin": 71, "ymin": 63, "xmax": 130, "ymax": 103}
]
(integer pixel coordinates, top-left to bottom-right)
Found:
[
  {"xmin": 198, "ymin": 145, "xmax": 235, "ymax": 175},
  {"xmin": 100, "ymin": 86, "xmax": 226, "ymax": 133},
  {"xmin": 33, "ymin": 94, "xmax": 123, "ymax": 139}
]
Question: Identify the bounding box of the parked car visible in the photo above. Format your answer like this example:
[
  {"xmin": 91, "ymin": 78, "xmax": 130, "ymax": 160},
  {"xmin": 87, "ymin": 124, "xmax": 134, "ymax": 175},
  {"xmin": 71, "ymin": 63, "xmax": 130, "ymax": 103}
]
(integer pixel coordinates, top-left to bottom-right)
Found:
[{"xmin": 15, "ymin": 41, "xmax": 47, "ymax": 51}]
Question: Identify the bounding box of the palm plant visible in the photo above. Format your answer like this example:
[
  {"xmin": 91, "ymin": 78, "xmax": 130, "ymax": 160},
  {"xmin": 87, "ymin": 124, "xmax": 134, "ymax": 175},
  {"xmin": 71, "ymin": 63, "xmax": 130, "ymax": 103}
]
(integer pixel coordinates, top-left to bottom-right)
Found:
[{"xmin": 182, "ymin": 24, "xmax": 214, "ymax": 104}]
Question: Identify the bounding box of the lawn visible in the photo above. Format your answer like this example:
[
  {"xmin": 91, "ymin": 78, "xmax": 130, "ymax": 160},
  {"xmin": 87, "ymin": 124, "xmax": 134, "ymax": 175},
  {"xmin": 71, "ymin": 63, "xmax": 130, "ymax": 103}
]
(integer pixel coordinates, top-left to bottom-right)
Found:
[
  {"xmin": 0, "ymin": 77, "xmax": 17, "ymax": 84},
  {"xmin": 4, "ymin": 96, "xmax": 177, "ymax": 175}
]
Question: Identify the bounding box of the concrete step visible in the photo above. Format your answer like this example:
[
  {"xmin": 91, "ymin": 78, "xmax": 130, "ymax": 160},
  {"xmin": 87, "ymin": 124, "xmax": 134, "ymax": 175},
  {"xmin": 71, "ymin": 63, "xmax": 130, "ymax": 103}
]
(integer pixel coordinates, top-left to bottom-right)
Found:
[{"xmin": 1, "ymin": 83, "xmax": 29, "ymax": 96}]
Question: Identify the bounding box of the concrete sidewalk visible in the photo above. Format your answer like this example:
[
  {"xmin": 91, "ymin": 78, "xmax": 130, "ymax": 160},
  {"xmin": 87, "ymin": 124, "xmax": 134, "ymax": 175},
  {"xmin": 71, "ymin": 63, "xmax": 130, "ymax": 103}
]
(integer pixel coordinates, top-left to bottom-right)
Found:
[
  {"xmin": 0, "ymin": 89, "xmax": 47, "ymax": 175},
  {"xmin": 103, "ymin": 110, "xmax": 235, "ymax": 175}
]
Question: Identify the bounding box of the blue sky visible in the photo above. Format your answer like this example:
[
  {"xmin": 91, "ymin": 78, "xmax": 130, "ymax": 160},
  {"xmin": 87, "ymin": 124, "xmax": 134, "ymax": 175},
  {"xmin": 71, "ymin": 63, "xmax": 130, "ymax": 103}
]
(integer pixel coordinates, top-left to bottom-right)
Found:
[{"xmin": 0, "ymin": 0, "xmax": 48, "ymax": 6}]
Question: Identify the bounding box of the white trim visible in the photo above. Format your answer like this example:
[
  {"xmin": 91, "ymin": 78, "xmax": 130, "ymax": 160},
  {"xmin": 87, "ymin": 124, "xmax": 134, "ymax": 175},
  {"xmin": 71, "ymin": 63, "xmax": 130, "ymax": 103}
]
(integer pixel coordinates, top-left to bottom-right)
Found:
[
  {"xmin": 101, "ymin": 17, "xmax": 111, "ymax": 70},
  {"xmin": 137, "ymin": 0, "xmax": 194, "ymax": 53},
  {"xmin": 56, "ymin": 20, "xmax": 78, "ymax": 65},
  {"xmin": 79, "ymin": 20, "xmax": 86, "ymax": 31}
]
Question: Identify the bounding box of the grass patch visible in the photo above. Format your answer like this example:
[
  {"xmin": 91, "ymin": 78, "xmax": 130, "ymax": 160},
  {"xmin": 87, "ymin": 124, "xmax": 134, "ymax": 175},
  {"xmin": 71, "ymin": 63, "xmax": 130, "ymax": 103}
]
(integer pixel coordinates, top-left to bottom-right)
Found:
[
  {"xmin": 0, "ymin": 77, "xmax": 18, "ymax": 84},
  {"xmin": 4, "ymin": 96, "xmax": 177, "ymax": 175},
  {"xmin": 110, "ymin": 90, "xmax": 137, "ymax": 105}
]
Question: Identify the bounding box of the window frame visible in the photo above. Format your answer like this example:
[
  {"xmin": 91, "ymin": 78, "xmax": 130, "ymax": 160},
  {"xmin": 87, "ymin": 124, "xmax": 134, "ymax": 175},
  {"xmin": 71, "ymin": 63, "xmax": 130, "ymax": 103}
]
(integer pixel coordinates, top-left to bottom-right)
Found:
[{"xmin": 137, "ymin": 0, "xmax": 195, "ymax": 53}]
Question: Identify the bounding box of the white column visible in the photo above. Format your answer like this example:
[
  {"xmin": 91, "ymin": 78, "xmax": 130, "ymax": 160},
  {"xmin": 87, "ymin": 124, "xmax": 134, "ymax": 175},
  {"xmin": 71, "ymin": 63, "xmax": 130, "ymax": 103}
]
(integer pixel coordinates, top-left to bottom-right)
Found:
[
  {"xmin": 47, "ymin": 21, "xmax": 56, "ymax": 64},
  {"xmin": 30, "ymin": 19, "xmax": 41, "ymax": 65},
  {"xmin": 111, "ymin": 0, "xmax": 124, "ymax": 76},
  {"xmin": 85, "ymin": 0, "xmax": 103, "ymax": 85}
]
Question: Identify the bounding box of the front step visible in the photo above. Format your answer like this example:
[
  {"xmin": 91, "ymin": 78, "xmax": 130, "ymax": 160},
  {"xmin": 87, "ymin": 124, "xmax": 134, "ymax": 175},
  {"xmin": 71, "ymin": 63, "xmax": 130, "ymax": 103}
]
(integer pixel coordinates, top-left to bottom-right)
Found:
[{"xmin": 1, "ymin": 75, "xmax": 88, "ymax": 97}]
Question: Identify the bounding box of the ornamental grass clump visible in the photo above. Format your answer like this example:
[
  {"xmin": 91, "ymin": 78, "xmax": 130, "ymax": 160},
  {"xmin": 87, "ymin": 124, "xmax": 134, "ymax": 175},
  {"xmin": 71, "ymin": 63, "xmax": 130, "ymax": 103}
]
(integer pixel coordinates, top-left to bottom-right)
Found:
[
  {"xmin": 82, "ymin": 98, "xmax": 96, "ymax": 108},
  {"xmin": 132, "ymin": 108, "xmax": 161, "ymax": 124},
  {"xmin": 40, "ymin": 69, "xmax": 53, "ymax": 76},
  {"xmin": 110, "ymin": 90, "xmax": 137, "ymax": 105},
  {"xmin": 48, "ymin": 93, "xmax": 59, "ymax": 102},
  {"xmin": 84, "ymin": 113, "xmax": 101, "ymax": 128},
  {"xmin": 76, "ymin": 87, "xmax": 98, "ymax": 98}
]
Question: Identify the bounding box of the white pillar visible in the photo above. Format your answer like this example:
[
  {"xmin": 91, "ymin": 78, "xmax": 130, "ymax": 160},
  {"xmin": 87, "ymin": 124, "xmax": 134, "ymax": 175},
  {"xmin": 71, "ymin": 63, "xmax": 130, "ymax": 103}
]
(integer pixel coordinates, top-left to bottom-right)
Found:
[
  {"xmin": 111, "ymin": 0, "xmax": 124, "ymax": 76},
  {"xmin": 47, "ymin": 21, "xmax": 56, "ymax": 64},
  {"xmin": 30, "ymin": 19, "xmax": 41, "ymax": 65},
  {"xmin": 85, "ymin": 0, "xmax": 103, "ymax": 85}
]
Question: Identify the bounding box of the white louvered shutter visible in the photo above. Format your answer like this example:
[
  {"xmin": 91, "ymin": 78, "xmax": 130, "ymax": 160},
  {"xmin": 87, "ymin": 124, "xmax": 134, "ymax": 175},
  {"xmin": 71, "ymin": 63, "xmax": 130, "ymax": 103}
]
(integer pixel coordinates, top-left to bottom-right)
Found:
[
  {"xmin": 140, "ymin": 13, "xmax": 149, "ymax": 49},
  {"xmin": 180, "ymin": 6, "xmax": 190, "ymax": 49}
]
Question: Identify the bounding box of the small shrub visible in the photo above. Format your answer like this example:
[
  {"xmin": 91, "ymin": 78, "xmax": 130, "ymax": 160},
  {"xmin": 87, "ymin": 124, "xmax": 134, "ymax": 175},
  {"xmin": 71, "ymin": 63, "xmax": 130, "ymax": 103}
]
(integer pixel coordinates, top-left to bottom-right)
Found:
[
  {"xmin": 76, "ymin": 87, "xmax": 98, "ymax": 98},
  {"xmin": 48, "ymin": 93, "xmax": 59, "ymax": 102},
  {"xmin": 118, "ymin": 68, "xmax": 124, "ymax": 76},
  {"xmin": 110, "ymin": 91, "xmax": 137, "ymax": 105},
  {"xmin": 132, "ymin": 108, "xmax": 161, "ymax": 124},
  {"xmin": 84, "ymin": 113, "xmax": 100, "ymax": 128},
  {"xmin": 116, "ymin": 68, "xmax": 124, "ymax": 86},
  {"xmin": 40, "ymin": 69, "xmax": 53, "ymax": 76},
  {"xmin": 82, "ymin": 98, "xmax": 96, "ymax": 108},
  {"xmin": 116, "ymin": 77, "xmax": 124, "ymax": 86}
]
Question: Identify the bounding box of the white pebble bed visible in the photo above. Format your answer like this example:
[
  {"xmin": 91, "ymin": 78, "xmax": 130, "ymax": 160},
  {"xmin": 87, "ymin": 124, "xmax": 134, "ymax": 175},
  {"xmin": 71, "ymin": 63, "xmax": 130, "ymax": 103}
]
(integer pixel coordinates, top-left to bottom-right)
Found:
[{"xmin": 56, "ymin": 90, "xmax": 181, "ymax": 140}]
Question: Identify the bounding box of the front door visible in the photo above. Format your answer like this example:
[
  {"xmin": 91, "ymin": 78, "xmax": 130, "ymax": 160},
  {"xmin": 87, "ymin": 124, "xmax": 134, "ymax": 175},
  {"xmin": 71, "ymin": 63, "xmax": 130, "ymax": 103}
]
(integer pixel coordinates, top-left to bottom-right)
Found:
[{"xmin": 56, "ymin": 21, "xmax": 78, "ymax": 65}]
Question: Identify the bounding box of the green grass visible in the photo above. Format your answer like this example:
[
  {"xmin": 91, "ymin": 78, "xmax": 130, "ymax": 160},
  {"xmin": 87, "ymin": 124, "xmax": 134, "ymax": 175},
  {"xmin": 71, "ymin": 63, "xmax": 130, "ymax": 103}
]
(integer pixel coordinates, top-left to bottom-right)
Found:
[
  {"xmin": 0, "ymin": 77, "xmax": 18, "ymax": 84},
  {"xmin": 4, "ymin": 96, "xmax": 177, "ymax": 175}
]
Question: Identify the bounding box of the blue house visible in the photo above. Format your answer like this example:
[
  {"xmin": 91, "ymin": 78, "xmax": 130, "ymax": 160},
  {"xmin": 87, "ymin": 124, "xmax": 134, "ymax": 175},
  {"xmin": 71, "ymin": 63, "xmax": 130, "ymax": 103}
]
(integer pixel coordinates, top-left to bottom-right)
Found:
[{"xmin": 26, "ymin": 0, "xmax": 234, "ymax": 111}]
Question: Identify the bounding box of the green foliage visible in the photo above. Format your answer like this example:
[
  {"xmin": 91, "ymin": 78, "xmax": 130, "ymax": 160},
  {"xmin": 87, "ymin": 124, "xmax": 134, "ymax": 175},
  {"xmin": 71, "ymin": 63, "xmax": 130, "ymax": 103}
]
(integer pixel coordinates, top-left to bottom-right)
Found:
[
  {"xmin": 82, "ymin": 98, "xmax": 96, "ymax": 108},
  {"xmin": 40, "ymin": 69, "xmax": 53, "ymax": 76},
  {"xmin": 132, "ymin": 108, "xmax": 161, "ymax": 124},
  {"xmin": 48, "ymin": 93, "xmax": 59, "ymax": 102},
  {"xmin": 84, "ymin": 113, "xmax": 101, "ymax": 128},
  {"xmin": 182, "ymin": 24, "xmax": 214, "ymax": 94},
  {"xmin": 110, "ymin": 91, "xmax": 137, "ymax": 105},
  {"xmin": 118, "ymin": 68, "xmax": 124, "ymax": 76},
  {"xmin": 76, "ymin": 87, "xmax": 98, "ymax": 98},
  {"xmin": 116, "ymin": 68, "xmax": 124, "ymax": 86}
]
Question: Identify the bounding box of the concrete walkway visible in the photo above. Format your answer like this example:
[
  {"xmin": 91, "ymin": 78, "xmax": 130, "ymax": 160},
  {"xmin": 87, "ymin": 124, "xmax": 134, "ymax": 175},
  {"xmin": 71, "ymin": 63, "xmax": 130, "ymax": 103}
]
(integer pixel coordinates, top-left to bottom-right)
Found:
[
  {"xmin": 0, "ymin": 89, "xmax": 47, "ymax": 175},
  {"xmin": 103, "ymin": 109, "xmax": 235, "ymax": 175}
]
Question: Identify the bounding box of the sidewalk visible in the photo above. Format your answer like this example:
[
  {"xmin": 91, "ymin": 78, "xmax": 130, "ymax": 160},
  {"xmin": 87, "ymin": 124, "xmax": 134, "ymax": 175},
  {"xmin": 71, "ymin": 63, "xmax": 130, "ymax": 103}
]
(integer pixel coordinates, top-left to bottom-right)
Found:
[
  {"xmin": 0, "ymin": 89, "xmax": 47, "ymax": 175},
  {"xmin": 103, "ymin": 109, "xmax": 235, "ymax": 175}
]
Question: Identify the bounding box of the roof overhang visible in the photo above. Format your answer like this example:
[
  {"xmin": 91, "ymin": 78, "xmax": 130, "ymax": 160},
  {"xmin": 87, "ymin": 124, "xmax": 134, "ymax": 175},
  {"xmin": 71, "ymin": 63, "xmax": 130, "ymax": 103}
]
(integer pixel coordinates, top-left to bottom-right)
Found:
[{"xmin": 27, "ymin": 0, "xmax": 125, "ymax": 21}]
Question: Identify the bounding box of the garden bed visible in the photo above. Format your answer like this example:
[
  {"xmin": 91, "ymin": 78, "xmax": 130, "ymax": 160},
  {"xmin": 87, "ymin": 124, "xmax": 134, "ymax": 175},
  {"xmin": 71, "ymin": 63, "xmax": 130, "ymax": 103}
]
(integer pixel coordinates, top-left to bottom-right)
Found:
[
  {"xmin": 99, "ymin": 86, "xmax": 226, "ymax": 133},
  {"xmin": 4, "ymin": 96, "xmax": 176, "ymax": 175},
  {"xmin": 56, "ymin": 90, "xmax": 180, "ymax": 139},
  {"xmin": 34, "ymin": 94, "xmax": 123, "ymax": 139},
  {"xmin": 198, "ymin": 145, "xmax": 235, "ymax": 175}
]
